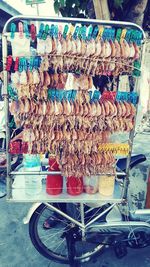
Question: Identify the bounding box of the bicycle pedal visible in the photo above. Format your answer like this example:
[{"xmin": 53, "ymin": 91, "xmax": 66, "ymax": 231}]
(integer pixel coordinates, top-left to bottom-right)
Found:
[{"xmin": 114, "ymin": 242, "xmax": 127, "ymax": 259}]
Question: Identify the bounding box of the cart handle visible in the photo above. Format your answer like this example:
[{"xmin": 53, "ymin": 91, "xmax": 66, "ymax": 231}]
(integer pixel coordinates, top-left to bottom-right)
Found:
[{"xmin": 2, "ymin": 15, "xmax": 146, "ymax": 40}]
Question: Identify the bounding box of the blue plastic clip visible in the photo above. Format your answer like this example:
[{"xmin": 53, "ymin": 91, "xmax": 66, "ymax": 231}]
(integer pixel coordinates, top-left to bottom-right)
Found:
[
  {"xmin": 37, "ymin": 23, "xmax": 45, "ymax": 39},
  {"xmin": 22, "ymin": 57, "xmax": 28, "ymax": 71},
  {"xmin": 87, "ymin": 26, "xmax": 93, "ymax": 40},
  {"xmin": 33, "ymin": 57, "xmax": 39, "ymax": 70},
  {"xmin": 71, "ymin": 90, "xmax": 77, "ymax": 101},
  {"xmin": 18, "ymin": 58, "xmax": 23, "ymax": 72},
  {"xmin": 51, "ymin": 89, "xmax": 56, "ymax": 101},
  {"xmin": 24, "ymin": 22, "xmax": 30, "ymax": 39},
  {"xmin": 92, "ymin": 25, "xmax": 99, "ymax": 40},
  {"xmin": 91, "ymin": 90, "xmax": 101, "ymax": 102},
  {"xmin": 63, "ymin": 25, "xmax": 69, "ymax": 39},
  {"xmin": 54, "ymin": 25, "xmax": 58, "ymax": 39},
  {"xmin": 10, "ymin": 23, "xmax": 16, "ymax": 39},
  {"xmin": 73, "ymin": 26, "xmax": 80, "ymax": 40}
]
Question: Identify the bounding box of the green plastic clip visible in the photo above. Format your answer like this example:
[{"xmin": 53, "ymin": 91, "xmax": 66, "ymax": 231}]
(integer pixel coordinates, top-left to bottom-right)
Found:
[{"xmin": 63, "ymin": 25, "xmax": 69, "ymax": 39}]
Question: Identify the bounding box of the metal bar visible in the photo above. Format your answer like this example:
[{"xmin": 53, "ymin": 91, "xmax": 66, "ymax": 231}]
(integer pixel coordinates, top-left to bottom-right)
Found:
[
  {"xmin": 2, "ymin": 15, "xmax": 146, "ymax": 40},
  {"xmin": 122, "ymin": 40, "xmax": 146, "ymax": 200},
  {"xmin": 85, "ymin": 203, "xmax": 116, "ymax": 228},
  {"xmin": 10, "ymin": 171, "xmax": 61, "ymax": 175},
  {"xmin": 2, "ymin": 34, "xmax": 12, "ymax": 199},
  {"xmin": 45, "ymin": 203, "xmax": 85, "ymax": 229},
  {"xmin": 10, "ymin": 171, "xmax": 126, "ymax": 176},
  {"xmin": 80, "ymin": 203, "xmax": 85, "ymax": 238}
]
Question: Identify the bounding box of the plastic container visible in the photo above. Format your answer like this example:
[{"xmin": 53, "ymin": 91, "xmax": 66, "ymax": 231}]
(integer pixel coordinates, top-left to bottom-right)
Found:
[
  {"xmin": 83, "ymin": 176, "xmax": 99, "ymax": 194},
  {"xmin": 67, "ymin": 176, "xmax": 83, "ymax": 196},
  {"xmin": 23, "ymin": 154, "xmax": 42, "ymax": 196},
  {"xmin": 46, "ymin": 171, "xmax": 63, "ymax": 195},
  {"xmin": 98, "ymin": 175, "xmax": 115, "ymax": 196}
]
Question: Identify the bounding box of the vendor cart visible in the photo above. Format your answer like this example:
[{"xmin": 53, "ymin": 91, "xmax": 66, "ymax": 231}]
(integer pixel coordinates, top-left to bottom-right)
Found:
[{"xmin": 2, "ymin": 16, "xmax": 148, "ymax": 265}]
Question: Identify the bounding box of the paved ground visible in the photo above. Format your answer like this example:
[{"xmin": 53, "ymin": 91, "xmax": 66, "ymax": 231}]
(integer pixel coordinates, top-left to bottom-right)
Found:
[
  {"xmin": 0, "ymin": 132, "xmax": 150, "ymax": 267},
  {"xmin": 1, "ymin": 197, "xmax": 150, "ymax": 267}
]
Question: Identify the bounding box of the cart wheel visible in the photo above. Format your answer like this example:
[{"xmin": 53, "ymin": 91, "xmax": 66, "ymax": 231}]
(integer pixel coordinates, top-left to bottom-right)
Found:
[
  {"xmin": 29, "ymin": 203, "xmax": 109, "ymax": 264},
  {"xmin": 0, "ymin": 180, "xmax": 6, "ymax": 198}
]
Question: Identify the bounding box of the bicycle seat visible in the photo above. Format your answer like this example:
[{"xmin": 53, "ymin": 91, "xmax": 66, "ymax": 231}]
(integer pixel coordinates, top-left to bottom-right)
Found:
[{"xmin": 116, "ymin": 154, "xmax": 146, "ymax": 173}]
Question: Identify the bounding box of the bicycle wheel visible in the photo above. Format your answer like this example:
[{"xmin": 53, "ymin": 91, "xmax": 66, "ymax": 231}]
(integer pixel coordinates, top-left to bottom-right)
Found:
[{"xmin": 29, "ymin": 203, "xmax": 109, "ymax": 264}]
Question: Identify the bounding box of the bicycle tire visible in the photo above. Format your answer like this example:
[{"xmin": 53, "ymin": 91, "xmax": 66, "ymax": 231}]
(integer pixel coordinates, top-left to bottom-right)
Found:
[{"xmin": 29, "ymin": 203, "xmax": 108, "ymax": 264}]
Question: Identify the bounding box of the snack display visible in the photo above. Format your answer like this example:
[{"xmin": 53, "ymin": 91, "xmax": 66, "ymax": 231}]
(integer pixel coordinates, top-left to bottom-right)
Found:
[{"xmin": 3, "ymin": 17, "xmax": 144, "ymax": 200}]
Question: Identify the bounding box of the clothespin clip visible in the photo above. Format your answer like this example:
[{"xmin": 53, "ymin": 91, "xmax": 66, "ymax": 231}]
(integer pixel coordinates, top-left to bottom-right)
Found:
[
  {"xmin": 33, "ymin": 57, "xmax": 39, "ymax": 70},
  {"xmin": 24, "ymin": 22, "xmax": 30, "ymax": 39},
  {"xmin": 71, "ymin": 90, "xmax": 77, "ymax": 101},
  {"xmin": 10, "ymin": 23, "xmax": 16, "ymax": 39},
  {"xmin": 42, "ymin": 24, "xmax": 49, "ymax": 40},
  {"xmin": 92, "ymin": 90, "xmax": 101, "ymax": 102},
  {"xmin": 49, "ymin": 24, "xmax": 54, "ymax": 37},
  {"xmin": 22, "ymin": 57, "xmax": 28, "ymax": 71},
  {"xmin": 63, "ymin": 24, "xmax": 69, "ymax": 39},
  {"xmin": 120, "ymin": 29, "xmax": 127, "ymax": 41},
  {"xmin": 18, "ymin": 22, "xmax": 24, "ymax": 38},
  {"xmin": 37, "ymin": 23, "xmax": 44, "ymax": 39},
  {"xmin": 110, "ymin": 28, "xmax": 115, "ymax": 41},
  {"xmin": 68, "ymin": 24, "xmax": 75, "ymax": 39},
  {"xmin": 96, "ymin": 26, "xmax": 104, "ymax": 41},
  {"xmin": 137, "ymin": 31, "xmax": 143, "ymax": 46},
  {"xmin": 116, "ymin": 28, "xmax": 122, "ymax": 42},
  {"xmin": 72, "ymin": 25, "xmax": 80, "ymax": 40},
  {"xmin": 14, "ymin": 57, "xmax": 19, "ymax": 71},
  {"xmin": 51, "ymin": 89, "xmax": 56, "ymax": 101},
  {"xmin": 58, "ymin": 25, "xmax": 63, "ymax": 41},
  {"xmin": 38, "ymin": 57, "xmax": 42, "ymax": 67},
  {"xmin": 125, "ymin": 29, "xmax": 131, "ymax": 43},
  {"xmin": 30, "ymin": 24, "xmax": 36, "ymax": 41},
  {"xmin": 19, "ymin": 58, "xmax": 23, "ymax": 72},
  {"xmin": 54, "ymin": 25, "xmax": 58, "ymax": 38},
  {"xmin": 6, "ymin": 56, "xmax": 13, "ymax": 71},
  {"xmin": 92, "ymin": 25, "xmax": 99, "ymax": 40},
  {"xmin": 29, "ymin": 57, "xmax": 34, "ymax": 71},
  {"xmin": 87, "ymin": 25, "xmax": 93, "ymax": 40},
  {"xmin": 102, "ymin": 28, "xmax": 109, "ymax": 41}
]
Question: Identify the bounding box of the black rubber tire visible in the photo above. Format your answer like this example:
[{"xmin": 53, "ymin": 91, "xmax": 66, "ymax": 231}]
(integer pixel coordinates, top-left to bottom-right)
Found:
[{"xmin": 29, "ymin": 203, "xmax": 107, "ymax": 264}]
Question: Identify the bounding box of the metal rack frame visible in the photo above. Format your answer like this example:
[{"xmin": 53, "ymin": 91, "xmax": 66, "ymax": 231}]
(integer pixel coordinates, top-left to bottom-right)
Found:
[{"xmin": 2, "ymin": 16, "xmax": 146, "ymax": 211}]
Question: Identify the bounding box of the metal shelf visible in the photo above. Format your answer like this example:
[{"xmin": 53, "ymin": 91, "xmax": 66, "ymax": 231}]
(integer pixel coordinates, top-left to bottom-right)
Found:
[{"xmin": 10, "ymin": 180, "xmax": 123, "ymax": 203}]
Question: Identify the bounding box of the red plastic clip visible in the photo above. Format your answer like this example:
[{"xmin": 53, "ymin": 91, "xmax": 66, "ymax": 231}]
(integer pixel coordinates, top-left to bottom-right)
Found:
[
  {"xmin": 6, "ymin": 56, "xmax": 13, "ymax": 71},
  {"xmin": 18, "ymin": 22, "xmax": 24, "ymax": 38},
  {"xmin": 101, "ymin": 91, "xmax": 117, "ymax": 101},
  {"xmin": 30, "ymin": 24, "xmax": 36, "ymax": 41},
  {"xmin": 14, "ymin": 57, "xmax": 19, "ymax": 71}
]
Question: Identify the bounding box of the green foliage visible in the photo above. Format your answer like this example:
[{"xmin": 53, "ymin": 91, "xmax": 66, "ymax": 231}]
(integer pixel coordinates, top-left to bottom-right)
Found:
[
  {"xmin": 53, "ymin": 0, "xmax": 89, "ymax": 18},
  {"xmin": 54, "ymin": 0, "xmax": 61, "ymax": 14},
  {"xmin": 113, "ymin": 0, "xmax": 124, "ymax": 9}
]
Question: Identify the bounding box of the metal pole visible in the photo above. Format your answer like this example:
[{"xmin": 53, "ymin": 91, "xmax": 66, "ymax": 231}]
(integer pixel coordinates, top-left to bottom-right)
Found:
[
  {"xmin": 2, "ymin": 34, "xmax": 12, "ymax": 199},
  {"xmin": 85, "ymin": 203, "xmax": 116, "ymax": 228},
  {"xmin": 122, "ymin": 40, "xmax": 146, "ymax": 201},
  {"xmin": 80, "ymin": 203, "xmax": 85, "ymax": 238},
  {"xmin": 45, "ymin": 203, "xmax": 85, "ymax": 229},
  {"xmin": 36, "ymin": 4, "xmax": 39, "ymax": 16}
]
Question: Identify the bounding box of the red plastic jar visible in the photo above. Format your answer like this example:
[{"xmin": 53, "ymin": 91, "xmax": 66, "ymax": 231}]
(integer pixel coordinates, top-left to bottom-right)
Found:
[
  {"xmin": 67, "ymin": 176, "xmax": 83, "ymax": 196},
  {"xmin": 46, "ymin": 169, "xmax": 63, "ymax": 195},
  {"xmin": 49, "ymin": 157, "xmax": 60, "ymax": 171}
]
